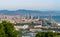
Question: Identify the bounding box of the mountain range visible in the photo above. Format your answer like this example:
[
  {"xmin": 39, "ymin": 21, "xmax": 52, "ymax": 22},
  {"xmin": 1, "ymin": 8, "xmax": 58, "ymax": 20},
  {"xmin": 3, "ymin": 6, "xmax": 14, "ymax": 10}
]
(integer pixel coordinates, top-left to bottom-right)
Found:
[{"xmin": 0, "ymin": 9, "xmax": 60, "ymax": 16}]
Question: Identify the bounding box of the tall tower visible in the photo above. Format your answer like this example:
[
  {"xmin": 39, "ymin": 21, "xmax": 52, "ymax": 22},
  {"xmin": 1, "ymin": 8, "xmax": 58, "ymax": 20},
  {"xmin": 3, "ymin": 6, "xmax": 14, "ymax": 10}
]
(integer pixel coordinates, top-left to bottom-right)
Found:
[
  {"xmin": 38, "ymin": 16, "xmax": 40, "ymax": 19},
  {"xmin": 48, "ymin": 14, "xmax": 52, "ymax": 21},
  {"xmin": 28, "ymin": 12, "xmax": 31, "ymax": 19}
]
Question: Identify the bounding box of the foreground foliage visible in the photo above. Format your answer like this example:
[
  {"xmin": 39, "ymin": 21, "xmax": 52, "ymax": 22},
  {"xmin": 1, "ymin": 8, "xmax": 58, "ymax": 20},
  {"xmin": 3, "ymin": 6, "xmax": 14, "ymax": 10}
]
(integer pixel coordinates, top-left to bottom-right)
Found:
[
  {"xmin": 0, "ymin": 21, "xmax": 18, "ymax": 37},
  {"xmin": 35, "ymin": 32, "xmax": 57, "ymax": 37}
]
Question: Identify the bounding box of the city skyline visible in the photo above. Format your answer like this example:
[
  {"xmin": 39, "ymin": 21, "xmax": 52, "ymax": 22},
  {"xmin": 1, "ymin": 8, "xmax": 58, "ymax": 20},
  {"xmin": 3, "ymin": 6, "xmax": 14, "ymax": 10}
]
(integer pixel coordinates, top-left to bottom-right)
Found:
[{"xmin": 0, "ymin": 0, "xmax": 60, "ymax": 11}]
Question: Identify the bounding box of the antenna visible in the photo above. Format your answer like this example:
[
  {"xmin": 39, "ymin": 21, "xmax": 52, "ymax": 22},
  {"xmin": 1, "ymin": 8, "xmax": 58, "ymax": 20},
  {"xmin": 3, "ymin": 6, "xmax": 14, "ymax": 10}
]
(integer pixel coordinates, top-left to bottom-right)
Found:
[{"xmin": 48, "ymin": 14, "xmax": 52, "ymax": 21}]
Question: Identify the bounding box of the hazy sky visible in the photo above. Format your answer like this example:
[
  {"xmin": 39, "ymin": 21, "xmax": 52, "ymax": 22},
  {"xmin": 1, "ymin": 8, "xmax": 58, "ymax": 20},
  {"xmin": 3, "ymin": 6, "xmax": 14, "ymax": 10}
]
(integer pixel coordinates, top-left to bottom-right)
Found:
[{"xmin": 0, "ymin": 0, "xmax": 60, "ymax": 10}]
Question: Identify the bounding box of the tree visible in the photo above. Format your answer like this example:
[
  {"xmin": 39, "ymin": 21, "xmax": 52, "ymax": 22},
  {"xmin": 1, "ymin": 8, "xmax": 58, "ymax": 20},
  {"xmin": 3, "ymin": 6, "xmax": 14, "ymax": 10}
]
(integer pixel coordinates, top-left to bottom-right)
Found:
[
  {"xmin": 35, "ymin": 32, "xmax": 45, "ymax": 37},
  {"xmin": 0, "ymin": 23, "xmax": 6, "ymax": 37},
  {"xmin": 0, "ymin": 21, "xmax": 18, "ymax": 37},
  {"xmin": 35, "ymin": 32, "xmax": 57, "ymax": 37},
  {"xmin": 35, "ymin": 32, "xmax": 41, "ymax": 37}
]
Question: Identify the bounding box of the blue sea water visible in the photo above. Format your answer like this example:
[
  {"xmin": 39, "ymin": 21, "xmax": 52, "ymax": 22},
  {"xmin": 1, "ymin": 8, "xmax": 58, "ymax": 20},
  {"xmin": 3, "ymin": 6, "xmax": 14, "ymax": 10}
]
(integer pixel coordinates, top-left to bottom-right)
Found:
[
  {"xmin": 52, "ymin": 16, "xmax": 60, "ymax": 23},
  {"xmin": 39, "ymin": 16, "xmax": 60, "ymax": 23}
]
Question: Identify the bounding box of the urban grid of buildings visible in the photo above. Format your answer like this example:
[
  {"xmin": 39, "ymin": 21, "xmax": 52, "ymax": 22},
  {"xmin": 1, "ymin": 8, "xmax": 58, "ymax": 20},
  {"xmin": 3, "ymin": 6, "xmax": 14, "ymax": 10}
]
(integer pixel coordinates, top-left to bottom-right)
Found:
[{"xmin": 0, "ymin": 14, "xmax": 60, "ymax": 37}]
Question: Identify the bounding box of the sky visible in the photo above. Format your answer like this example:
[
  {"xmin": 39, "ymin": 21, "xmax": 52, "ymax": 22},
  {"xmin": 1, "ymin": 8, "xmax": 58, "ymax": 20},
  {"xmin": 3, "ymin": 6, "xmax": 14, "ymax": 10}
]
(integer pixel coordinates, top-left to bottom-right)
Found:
[{"xmin": 0, "ymin": 0, "xmax": 60, "ymax": 10}]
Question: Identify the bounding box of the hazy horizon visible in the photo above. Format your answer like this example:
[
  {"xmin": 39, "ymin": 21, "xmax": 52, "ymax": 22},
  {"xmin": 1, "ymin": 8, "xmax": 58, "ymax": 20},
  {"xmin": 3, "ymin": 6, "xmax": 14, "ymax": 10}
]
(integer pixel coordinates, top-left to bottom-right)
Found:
[{"xmin": 0, "ymin": 0, "xmax": 60, "ymax": 11}]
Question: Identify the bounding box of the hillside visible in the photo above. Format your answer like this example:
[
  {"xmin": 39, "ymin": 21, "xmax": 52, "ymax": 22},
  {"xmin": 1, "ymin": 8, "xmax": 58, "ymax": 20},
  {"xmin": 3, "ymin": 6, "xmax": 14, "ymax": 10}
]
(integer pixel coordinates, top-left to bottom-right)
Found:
[{"xmin": 0, "ymin": 10, "xmax": 60, "ymax": 16}]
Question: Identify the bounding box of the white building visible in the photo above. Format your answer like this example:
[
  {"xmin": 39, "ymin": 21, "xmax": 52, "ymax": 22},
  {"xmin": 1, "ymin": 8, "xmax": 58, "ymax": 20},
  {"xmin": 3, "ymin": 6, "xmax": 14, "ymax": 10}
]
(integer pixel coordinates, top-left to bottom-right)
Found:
[
  {"xmin": 14, "ymin": 25, "xmax": 29, "ymax": 31},
  {"xmin": 34, "ymin": 25, "xmax": 42, "ymax": 28}
]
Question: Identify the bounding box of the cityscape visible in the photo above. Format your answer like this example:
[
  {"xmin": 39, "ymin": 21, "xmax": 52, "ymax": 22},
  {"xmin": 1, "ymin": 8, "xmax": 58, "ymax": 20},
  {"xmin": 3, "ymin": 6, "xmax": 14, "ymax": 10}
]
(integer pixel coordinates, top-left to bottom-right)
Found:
[
  {"xmin": 0, "ymin": 0, "xmax": 60, "ymax": 37},
  {"xmin": 0, "ymin": 14, "xmax": 60, "ymax": 37}
]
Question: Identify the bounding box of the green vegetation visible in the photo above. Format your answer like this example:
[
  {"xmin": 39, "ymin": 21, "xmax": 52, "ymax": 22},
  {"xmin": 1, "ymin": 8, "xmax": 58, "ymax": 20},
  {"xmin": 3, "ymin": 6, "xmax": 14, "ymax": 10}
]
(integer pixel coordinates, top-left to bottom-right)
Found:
[
  {"xmin": 35, "ymin": 32, "xmax": 58, "ymax": 37},
  {"xmin": 55, "ymin": 35, "xmax": 60, "ymax": 37},
  {"xmin": 0, "ymin": 21, "xmax": 18, "ymax": 37}
]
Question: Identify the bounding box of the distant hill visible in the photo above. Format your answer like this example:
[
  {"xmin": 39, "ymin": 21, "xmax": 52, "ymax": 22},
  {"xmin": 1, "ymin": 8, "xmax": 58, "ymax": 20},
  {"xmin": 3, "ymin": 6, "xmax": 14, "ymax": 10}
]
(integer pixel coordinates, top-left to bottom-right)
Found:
[{"xmin": 0, "ymin": 9, "xmax": 60, "ymax": 16}]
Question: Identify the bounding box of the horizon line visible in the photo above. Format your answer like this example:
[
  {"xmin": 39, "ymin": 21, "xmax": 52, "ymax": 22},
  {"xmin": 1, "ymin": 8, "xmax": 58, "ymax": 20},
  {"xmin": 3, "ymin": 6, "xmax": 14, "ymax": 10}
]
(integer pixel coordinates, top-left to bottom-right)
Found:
[{"xmin": 0, "ymin": 9, "xmax": 60, "ymax": 11}]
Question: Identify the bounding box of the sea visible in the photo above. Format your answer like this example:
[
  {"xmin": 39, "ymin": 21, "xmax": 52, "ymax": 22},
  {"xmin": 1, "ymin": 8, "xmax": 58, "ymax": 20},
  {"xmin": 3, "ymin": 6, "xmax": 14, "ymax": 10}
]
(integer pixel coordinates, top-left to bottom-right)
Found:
[{"xmin": 38, "ymin": 16, "xmax": 60, "ymax": 23}]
